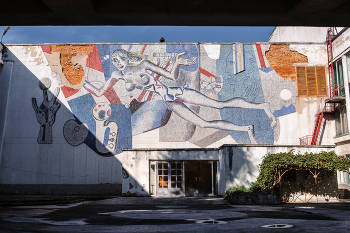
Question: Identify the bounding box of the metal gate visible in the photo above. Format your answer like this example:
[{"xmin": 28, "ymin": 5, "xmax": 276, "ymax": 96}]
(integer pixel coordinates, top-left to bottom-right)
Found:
[{"xmin": 280, "ymin": 169, "xmax": 338, "ymax": 203}]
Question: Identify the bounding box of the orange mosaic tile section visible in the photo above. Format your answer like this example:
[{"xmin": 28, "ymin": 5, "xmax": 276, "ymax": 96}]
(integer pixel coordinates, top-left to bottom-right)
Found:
[
  {"xmin": 265, "ymin": 45, "xmax": 308, "ymax": 81},
  {"xmin": 51, "ymin": 45, "xmax": 93, "ymax": 85}
]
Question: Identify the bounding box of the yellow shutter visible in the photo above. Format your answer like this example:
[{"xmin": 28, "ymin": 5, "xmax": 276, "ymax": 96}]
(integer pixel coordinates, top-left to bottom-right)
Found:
[
  {"xmin": 296, "ymin": 66, "xmax": 307, "ymax": 96},
  {"xmin": 316, "ymin": 66, "xmax": 327, "ymax": 97},
  {"xmin": 296, "ymin": 66, "xmax": 327, "ymax": 97},
  {"xmin": 306, "ymin": 67, "xmax": 317, "ymax": 96}
]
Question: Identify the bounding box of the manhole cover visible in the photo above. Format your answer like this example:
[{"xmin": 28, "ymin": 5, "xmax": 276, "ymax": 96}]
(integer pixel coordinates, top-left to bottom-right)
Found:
[
  {"xmin": 187, "ymin": 218, "xmax": 228, "ymax": 224},
  {"xmin": 261, "ymin": 224, "xmax": 294, "ymax": 228}
]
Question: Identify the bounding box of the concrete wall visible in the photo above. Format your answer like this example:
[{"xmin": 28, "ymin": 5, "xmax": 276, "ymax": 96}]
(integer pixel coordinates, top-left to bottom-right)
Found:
[
  {"xmin": 0, "ymin": 42, "xmax": 336, "ymax": 194},
  {"xmin": 332, "ymin": 29, "xmax": 350, "ymax": 61},
  {"xmin": 269, "ymin": 27, "xmax": 329, "ymax": 43},
  {"xmin": 0, "ymin": 46, "xmax": 122, "ymax": 192}
]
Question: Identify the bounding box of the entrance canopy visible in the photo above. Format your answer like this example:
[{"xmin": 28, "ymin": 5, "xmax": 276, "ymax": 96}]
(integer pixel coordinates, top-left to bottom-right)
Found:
[{"xmin": 1, "ymin": 0, "xmax": 350, "ymax": 26}]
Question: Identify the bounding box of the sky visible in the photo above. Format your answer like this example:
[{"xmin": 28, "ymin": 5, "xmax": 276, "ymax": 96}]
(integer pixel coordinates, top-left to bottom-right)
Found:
[{"xmin": 0, "ymin": 26, "xmax": 275, "ymax": 44}]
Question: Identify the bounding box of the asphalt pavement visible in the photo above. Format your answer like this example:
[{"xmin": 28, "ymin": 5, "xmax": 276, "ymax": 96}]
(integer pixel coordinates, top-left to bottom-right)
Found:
[{"xmin": 1, "ymin": 196, "xmax": 350, "ymax": 232}]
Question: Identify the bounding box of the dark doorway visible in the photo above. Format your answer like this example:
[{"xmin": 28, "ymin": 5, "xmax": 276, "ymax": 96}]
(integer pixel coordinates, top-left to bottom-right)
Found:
[{"xmin": 184, "ymin": 161, "xmax": 215, "ymax": 196}]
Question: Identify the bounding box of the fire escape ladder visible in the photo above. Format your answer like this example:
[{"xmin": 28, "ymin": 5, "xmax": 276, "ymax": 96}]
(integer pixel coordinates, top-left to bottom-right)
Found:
[
  {"xmin": 311, "ymin": 112, "xmax": 324, "ymax": 145},
  {"xmin": 299, "ymin": 28, "xmax": 337, "ymax": 146}
]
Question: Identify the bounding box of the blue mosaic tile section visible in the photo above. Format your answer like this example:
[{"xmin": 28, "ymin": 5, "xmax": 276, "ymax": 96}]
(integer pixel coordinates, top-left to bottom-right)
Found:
[
  {"xmin": 166, "ymin": 44, "xmax": 199, "ymax": 72},
  {"xmin": 68, "ymin": 94, "xmax": 132, "ymax": 156},
  {"xmin": 97, "ymin": 44, "xmax": 122, "ymax": 82},
  {"xmin": 273, "ymin": 104, "xmax": 296, "ymax": 118},
  {"xmin": 259, "ymin": 67, "xmax": 273, "ymax": 73},
  {"xmin": 217, "ymin": 44, "xmax": 274, "ymax": 144}
]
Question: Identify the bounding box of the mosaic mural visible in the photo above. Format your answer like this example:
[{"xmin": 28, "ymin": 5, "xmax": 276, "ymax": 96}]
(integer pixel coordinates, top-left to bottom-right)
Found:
[
  {"xmin": 32, "ymin": 77, "xmax": 61, "ymax": 144},
  {"xmin": 34, "ymin": 43, "xmax": 304, "ymax": 156}
]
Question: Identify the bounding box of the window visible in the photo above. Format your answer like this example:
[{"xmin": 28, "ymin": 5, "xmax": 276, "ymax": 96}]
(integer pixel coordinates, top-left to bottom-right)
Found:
[
  {"xmin": 339, "ymin": 155, "xmax": 350, "ymax": 183},
  {"xmin": 333, "ymin": 59, "xmax": 345, "ymax": 96},
  {"xmin": 335, "ymin": 102, "xmax": 349, "ymax": 136},
  {"xmin": 296, "ymin": 66, "xmax": 327, "ymax": 97}
]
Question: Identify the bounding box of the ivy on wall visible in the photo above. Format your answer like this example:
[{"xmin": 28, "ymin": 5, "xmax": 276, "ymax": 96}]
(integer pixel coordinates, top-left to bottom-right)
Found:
[{"xmin": 254, "ymin": 150, "xmax": 350, "ymax": 192}]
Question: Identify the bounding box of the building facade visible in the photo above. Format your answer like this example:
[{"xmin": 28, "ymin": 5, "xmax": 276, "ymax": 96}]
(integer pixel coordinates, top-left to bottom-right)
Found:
[{"xmin": 0, "ymin": 41, "xmax": 342, "ymax": 197}]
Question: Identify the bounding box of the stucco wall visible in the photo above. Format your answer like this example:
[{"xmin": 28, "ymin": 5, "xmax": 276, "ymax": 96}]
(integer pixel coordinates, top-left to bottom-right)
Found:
[
  {"xmin": 332, "ymin": 29, "xmax": 350, "ymax": 61},
  {"xmin": 269, "ymin": 27, "xmax": 329, "ymax": 43},
  {"xmin": 0, "ymin": 42, "xmax": 335, "ymax": 191}
]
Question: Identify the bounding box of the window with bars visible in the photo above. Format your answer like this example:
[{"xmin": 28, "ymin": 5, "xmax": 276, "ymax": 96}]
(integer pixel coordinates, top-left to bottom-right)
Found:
[{"xmin": 296, "ymin": 66, "xmax": 327, "ymax": 97}]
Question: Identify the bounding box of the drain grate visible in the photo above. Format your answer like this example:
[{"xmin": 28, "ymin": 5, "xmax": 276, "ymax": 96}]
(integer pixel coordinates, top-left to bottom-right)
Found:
[{"xmin": 261, "ymin": 224, "xmax": 294, "ymax": 228}]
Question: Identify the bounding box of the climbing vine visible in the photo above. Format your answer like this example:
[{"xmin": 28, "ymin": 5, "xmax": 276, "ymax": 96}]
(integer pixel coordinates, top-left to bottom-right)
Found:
[{"xmin": 253, "ymin": 150, "xmax": 350, "ymax": 192}]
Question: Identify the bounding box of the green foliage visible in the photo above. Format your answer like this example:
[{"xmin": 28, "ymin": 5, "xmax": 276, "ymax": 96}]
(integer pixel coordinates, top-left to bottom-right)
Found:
[
  {"xmin": 223, "ymin": 186, "xmax": 252, "ymax": 200},
  {"xmin": 226, "ymin": 186, "xmax": 252, "ymax": 193},
  {"xmin": 223, "ymin": 182, "xmax": 265, "ymax": 201},
  {"xmin": 255, "ymin": 150, "xmax": 350, "ymax": 192}
]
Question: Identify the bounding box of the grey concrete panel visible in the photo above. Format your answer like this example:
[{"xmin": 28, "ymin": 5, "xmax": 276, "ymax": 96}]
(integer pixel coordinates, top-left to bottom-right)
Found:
[
  {"xmin": 8, "ymin": 144, "xmax": 22, "ymax": 170},
  {"xmin": 0, "ymin": 167, "xmax": 15, "ymax": 184},
  {"xmin": 111, "ymin": 157, "xmax": 122, "ymax": 184},
  {"xmin": 0, "ymin": 143, "xmax": 11, "ymax": 168},
  {"xmin": 98, "ymin": 157, "xmax": 112, "ymax": 184},
  {"xmin": 72, "ymin": 145, "xmax": 87, "ymax": 184},
  {"xmin": 21, "ymin": 143, "xmax": 38, "ymax": 173},
  {"xmin": 0, "ymin": 63, "xmax": 13, "ymax": 164},
  {"xmin": 35, "ymin": 173, "xmax": 47, "ymax": 184},
  {"xmin": 36, "ymin": 144, "xmax": 49, "ymax": 175},
  {"xmin": 48, "ymin": 144, "xmax": 61, "ymax": 177},
  {"xmin": 5, "ymin": 66, "xmax": 40, "ymax": 139},
  {"xmin": 4, "ymin": 137, "xmax": 37, "ymax": 144},
  {"xmin": 20, "ymin": 171, "xmax": 34, "ymax": 184},
  {"xmin": 48, "ymin": 175, "xmax": 60, "ymax": 184},
  {"xmin": 58, "ymin": 176, "xmax": 71, "ymax": 185},
  {"xmin": 86, "ymin": 147, "xmax": 99, "ymax": 184},
  {"xmin": 59, "ymin": 144, "xmax": 74, "ymax": 184}
]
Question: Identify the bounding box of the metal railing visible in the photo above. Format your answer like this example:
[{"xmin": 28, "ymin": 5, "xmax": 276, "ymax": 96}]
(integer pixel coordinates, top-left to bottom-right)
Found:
[
  {"xmin": 299, "ymin": 135, "xmax": 313, "ymax": 145},
  {"xmin": 333, "ymin": 83, "xmax": 345, "ymax": 97}
]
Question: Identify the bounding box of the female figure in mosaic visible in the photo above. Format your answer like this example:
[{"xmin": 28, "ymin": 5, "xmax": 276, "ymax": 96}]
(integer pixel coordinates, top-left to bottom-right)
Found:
[{"xmin": 84, "ymin": 49, "xmax": 277, "ymax": 144}]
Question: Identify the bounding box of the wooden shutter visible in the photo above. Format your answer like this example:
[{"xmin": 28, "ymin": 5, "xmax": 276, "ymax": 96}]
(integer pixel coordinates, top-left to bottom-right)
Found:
[
  {"xmin": 306, "ymin": 67, "xmax": 317, "ymax": 96},
  {"xmin": 316, "ymin": 66, "xmax": 327, "ymax": 97},
  {"xmin": 296, "ymin": 66, "xmax": 327, "ymax": 97},
  {"xmin": 296, "ymin": 66, "xmax": 307, "ymax": 96}
]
